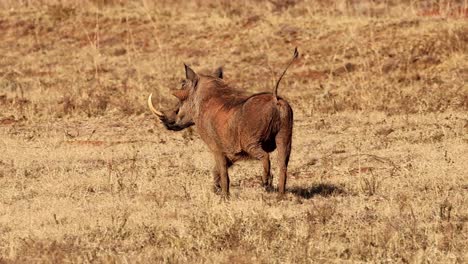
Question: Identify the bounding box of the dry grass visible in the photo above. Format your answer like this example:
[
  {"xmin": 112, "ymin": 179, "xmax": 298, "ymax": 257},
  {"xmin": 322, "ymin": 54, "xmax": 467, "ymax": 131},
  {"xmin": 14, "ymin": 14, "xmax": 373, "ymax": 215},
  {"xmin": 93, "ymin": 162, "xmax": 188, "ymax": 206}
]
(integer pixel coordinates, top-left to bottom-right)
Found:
[{"xmin": 0, "ymin": 0, "xmax": 467, "ymax": 263}]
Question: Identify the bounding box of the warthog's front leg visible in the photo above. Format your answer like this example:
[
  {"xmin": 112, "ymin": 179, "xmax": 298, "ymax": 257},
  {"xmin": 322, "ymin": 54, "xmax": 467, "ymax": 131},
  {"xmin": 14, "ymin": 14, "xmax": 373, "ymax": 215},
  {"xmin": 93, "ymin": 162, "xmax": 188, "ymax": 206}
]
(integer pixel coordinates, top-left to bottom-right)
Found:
[
  {"xmin": 212, "ymin": 166, "xmax": 221, "ymax": 194},
  {"xmin": 214, "ymin": 153, "xmax": 230, "ymax": 197}
]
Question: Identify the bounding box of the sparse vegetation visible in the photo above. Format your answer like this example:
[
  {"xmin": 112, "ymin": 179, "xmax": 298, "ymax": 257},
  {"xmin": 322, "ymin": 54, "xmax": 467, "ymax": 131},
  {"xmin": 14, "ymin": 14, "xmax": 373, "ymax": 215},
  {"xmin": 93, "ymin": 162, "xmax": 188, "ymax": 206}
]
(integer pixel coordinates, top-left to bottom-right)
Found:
[{"xmin": 0, "ymin": 0, "xmax": 467, "ymax": 263}]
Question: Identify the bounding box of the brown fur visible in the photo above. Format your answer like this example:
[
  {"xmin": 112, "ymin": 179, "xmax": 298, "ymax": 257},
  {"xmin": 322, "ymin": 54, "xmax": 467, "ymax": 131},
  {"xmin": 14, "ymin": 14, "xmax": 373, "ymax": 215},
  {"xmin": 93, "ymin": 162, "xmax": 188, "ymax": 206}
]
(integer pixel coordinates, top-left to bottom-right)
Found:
[{"xmin": 149, "ymin": 50, "xmax": 298, "ymax": 196}]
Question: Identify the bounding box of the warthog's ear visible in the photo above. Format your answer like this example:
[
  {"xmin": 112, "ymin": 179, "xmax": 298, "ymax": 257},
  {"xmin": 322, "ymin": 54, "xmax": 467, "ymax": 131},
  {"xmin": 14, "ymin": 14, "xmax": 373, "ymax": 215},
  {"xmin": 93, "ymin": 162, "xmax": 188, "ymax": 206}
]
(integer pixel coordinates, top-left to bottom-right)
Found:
[
  {"xmin": 172, "ymin": 89, "xmax": 189, "ymax": 101},
  {"xmin": 184, "ymin": 63, "xmax": 198, "ymax": 81},
  {"xmin": 214, "ymin": 67, "xmax": 223, "ymax": 79}
]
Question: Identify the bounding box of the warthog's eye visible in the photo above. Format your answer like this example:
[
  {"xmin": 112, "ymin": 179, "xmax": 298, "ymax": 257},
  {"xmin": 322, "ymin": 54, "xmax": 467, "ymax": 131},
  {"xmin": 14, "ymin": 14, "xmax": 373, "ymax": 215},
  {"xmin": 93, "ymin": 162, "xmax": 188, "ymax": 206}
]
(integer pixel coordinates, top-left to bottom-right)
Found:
[
  {"xmin": 181, "ymin": 80, "xmax": 186, "ymax": 87},
  {"xmin": 175, "ymin": 108, "xmax": 179, "ymax": 114}
]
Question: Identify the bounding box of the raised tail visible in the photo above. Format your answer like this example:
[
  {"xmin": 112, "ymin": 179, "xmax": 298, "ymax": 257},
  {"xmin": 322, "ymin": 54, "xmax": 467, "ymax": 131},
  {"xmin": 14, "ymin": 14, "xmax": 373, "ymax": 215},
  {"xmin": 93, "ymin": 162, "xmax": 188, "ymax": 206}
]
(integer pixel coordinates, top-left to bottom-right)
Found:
[{"xmin": 273, "ymin": 47, "xmax": 299, "ymax": 102}]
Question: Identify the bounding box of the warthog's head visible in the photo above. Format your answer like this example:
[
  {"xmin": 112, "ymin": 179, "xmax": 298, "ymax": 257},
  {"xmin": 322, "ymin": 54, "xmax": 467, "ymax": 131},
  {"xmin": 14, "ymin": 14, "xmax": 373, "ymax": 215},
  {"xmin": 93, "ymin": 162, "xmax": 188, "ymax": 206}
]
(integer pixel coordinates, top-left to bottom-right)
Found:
[{"xmin": 148, "ymin": 65, "xmax": 223, "ymax": 131}]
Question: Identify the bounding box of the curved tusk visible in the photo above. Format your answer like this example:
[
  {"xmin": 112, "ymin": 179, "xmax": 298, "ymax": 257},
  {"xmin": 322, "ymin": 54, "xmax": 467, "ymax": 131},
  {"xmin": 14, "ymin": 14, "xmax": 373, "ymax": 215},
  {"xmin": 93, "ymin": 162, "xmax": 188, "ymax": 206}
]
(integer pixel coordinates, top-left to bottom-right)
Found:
[{"xmin": 147, "ymin": 93, "xmax": 164, "ymax": 118}]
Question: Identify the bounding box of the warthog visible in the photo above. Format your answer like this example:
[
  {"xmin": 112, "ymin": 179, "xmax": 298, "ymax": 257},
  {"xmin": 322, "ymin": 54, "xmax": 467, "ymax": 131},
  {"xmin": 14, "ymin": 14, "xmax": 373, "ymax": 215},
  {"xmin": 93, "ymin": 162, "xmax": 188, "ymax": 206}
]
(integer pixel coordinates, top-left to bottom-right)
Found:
[{"xmin": 148, "ymin": 48, "xmax": 298, "ymax": 196}]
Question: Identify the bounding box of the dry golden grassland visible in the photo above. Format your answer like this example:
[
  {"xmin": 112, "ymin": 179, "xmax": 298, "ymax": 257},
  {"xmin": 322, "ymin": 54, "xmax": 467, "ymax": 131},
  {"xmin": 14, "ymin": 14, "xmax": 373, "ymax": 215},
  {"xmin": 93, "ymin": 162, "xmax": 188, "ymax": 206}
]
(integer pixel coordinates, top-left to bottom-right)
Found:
[{"xmin": 0, "ymin": 0, "xmax": 467, "ymax": 263}]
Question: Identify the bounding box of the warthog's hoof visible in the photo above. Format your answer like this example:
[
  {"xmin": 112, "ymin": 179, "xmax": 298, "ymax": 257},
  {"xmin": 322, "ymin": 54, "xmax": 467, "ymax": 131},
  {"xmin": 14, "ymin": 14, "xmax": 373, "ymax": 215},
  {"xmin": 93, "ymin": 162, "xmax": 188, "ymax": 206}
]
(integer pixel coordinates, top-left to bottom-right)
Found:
[
  {"xmin": 276, "ymin": 193, "xmax": 286, "ymax": 201},
  {"xmin": 221, "ymin": 193, "xmax": 230, "ymax": 201},
  {"xmin": 263, "ymin": 183, "xmax": 274, "ymax": 193},
  {"xmin": 213, "ymin": 184, "xmax": 222, "ymax": 194}
]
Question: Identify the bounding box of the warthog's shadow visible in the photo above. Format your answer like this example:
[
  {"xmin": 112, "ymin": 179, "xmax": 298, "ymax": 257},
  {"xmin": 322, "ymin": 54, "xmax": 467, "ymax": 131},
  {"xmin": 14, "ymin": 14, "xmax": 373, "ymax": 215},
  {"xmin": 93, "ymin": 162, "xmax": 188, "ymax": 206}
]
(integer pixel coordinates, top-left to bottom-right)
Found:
[{"xmin": 289, "ymin": 183, "xmax": 345, "ymax": 199}]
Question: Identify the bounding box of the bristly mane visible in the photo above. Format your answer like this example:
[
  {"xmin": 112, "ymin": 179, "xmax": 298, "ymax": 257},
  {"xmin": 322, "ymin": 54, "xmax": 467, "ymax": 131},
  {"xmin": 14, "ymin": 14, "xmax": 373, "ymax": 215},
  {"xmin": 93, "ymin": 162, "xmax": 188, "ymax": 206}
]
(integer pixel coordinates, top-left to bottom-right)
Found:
[{"xmin": 200, "ymin": 75, "xmax": 251, "ymax": 109}]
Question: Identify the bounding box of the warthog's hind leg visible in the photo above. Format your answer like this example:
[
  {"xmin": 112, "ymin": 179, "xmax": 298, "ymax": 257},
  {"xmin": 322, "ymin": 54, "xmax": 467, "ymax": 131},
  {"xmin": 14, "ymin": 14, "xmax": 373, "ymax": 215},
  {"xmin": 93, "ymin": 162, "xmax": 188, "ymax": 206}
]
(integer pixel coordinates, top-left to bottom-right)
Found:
[
  {"xmin": 246, "ymin": 145, "xmax": 273, "ymax": 191},
  {"xmin": 261, "ymin": 154, "xmax": 273, "ymax": 192},
  {"xmin": 276, "ymin": 130, "xmax": 292, "ymax": 196}
]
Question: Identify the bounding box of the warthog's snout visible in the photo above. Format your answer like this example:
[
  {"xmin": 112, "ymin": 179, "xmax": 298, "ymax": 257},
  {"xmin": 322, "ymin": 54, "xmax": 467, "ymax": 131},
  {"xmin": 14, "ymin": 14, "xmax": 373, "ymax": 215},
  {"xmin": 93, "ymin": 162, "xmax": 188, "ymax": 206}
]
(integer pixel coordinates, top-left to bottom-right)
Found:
[{"xmin": 147, "ymin": 93, "xmax": 194, "ymax": 131}]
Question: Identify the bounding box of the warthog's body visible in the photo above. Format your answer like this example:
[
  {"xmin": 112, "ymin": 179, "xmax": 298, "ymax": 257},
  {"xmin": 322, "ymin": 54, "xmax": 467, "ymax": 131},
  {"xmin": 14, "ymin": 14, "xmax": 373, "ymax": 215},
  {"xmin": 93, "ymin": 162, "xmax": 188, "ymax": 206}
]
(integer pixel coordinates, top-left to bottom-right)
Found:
[{"xmin": 149, "ymin": 48, "xmax": 298, "ymax": 196}]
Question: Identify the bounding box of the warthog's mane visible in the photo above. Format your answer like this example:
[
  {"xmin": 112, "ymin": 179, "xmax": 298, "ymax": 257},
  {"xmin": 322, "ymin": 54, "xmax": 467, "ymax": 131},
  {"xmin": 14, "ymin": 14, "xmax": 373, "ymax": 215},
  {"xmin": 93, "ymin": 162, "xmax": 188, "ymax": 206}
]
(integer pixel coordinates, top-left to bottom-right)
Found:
[{"xmin": 200, "ymin": 75, "xmax": 271, "ymax": 110}]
